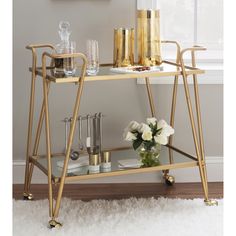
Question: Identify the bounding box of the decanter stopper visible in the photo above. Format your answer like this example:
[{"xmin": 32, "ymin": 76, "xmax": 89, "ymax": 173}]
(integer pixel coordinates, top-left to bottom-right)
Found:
[{"xmin": 58, "ymin": 21, "xmax": 71, "ymax": 45}]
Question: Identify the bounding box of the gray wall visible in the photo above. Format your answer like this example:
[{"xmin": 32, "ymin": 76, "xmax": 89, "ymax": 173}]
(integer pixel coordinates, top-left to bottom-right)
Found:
[{"xmin": 13, "ymin": 0, "xmax": 223, "ymax": 182}]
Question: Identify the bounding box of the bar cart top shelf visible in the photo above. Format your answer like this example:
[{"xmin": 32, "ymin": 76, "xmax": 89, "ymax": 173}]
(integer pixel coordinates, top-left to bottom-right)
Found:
[{"xmin": 30, "ymin": 61, "xmax": 205, "ymax": 84}]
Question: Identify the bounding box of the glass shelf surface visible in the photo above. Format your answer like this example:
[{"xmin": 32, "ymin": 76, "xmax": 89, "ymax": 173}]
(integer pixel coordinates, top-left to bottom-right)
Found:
[
  {"xmin": 34, "ymin": 62, "xmax": 203, "ymax": 83},
  {"xmin": 52, "ymin": 64, "xmax": 177, "ymax": 78},
  {"xmin": 36, "ymin": 146, "xmax": 195, "ymax": 179}
]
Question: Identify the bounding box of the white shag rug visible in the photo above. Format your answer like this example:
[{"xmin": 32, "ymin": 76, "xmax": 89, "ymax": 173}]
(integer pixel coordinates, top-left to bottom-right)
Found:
[{"xmin": 13, "ymin": 197, "xmax": 223, "ymax": 236}]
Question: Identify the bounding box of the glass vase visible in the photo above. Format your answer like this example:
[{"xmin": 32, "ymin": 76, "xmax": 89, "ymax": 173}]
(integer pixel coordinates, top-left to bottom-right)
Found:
[
  {"xmin": 86, "ymin": 39, "xmax": 99, "ymax": 75},
  {"xmin": 138, "ymin": 145, "xmax": 160, "ymax": 168}
]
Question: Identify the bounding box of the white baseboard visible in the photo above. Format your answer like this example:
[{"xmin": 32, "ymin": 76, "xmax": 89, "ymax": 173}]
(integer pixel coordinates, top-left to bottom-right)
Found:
[{"xmin": 13, "ymin": 156, "xmax": 223, "ymax": 184}]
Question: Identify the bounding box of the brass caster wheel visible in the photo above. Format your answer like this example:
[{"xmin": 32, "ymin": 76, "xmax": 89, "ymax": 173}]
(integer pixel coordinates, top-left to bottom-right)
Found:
[
  {"xmin": 204, "ymin": 199, "xmax": 218, "ymax": 206},
  {"xmin": 49, "ymin": 220, "xmax": 62, "ymax": 228},
  {"xmin": 164, "ymin": 175, "xmax": 175, "ymax": 186},
  {"xmin": 23, "ymin": 192, "xmax": 34, "ymax": 200}
]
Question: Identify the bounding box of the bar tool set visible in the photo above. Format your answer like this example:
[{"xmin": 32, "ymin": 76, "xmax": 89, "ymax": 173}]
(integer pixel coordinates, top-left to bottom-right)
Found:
[{"xmin": 62, "ymin": 112, "xmax": 111, "ymax": 173}]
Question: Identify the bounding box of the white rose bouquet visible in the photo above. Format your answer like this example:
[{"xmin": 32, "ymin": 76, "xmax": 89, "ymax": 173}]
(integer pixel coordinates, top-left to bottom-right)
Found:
[{"xmin": 123, "ymin": 118, "xmax": 174, "ymax": 167}]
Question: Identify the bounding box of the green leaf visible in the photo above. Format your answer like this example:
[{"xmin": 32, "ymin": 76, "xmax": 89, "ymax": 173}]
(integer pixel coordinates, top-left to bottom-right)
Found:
[
  {"xmin": 153, "ymin": 127, "xmax": 162, "ymax": 136},
  {"xmin": 133, "ymin": 139, "xmax": 142, "ymax": 150},
  {"xmin": 143, "ymin": 140, "xmax": 155, "ymax": 150},
  {"xmin": 151, "ymin": 122, "xmax": 157, "ymax": 131},
  {"xmin": 149, "ymin": 123, "xmax": 154, "ymax": 130}
]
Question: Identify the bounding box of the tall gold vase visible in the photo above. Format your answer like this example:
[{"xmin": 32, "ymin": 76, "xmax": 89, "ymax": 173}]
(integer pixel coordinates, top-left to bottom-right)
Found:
[
  {"xmin": 137, "ymin": 10, "xmax": 162, "ymax": 66},
  {"xmin": 113, "ymin": 28, "xmax": 134, "ymax": 67}
]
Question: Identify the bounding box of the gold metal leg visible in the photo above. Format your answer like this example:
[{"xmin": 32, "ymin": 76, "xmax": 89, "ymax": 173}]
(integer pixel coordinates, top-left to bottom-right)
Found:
[
  {"xmin": 160, "ymin": 41, "xmax": 181, "ymax": 185},
  {"xmin": 163, "ymin": 75, "xmax": 178, "ymax": 185},
  {"xmin": 53, "ymin": 78, "xmax": 85, "ymax": 218},
  {"xmin": 179, "ymin": 56, "xmax": 209, "ymax": 201},
  {"xmin": 191, "ymin": 51, "xmax": 217, "ymax": 206},
  {"xmin": 23, "ymin": 52, "xmax": 37, "ymax": 200},
  {"xmin": 51, "ymin": 53, "xmax": 87, "ymax": 220},
  {"xmin": 145, "ymin": 77, "xmax": 156, "ymax": 117},
  {"xmin": 27, "ymin": 85, "xmax": 49, "ymax": 191},
  {"xmin": 144, "ymin": 76, "xmax": 175, "ymax": 185},
  {"xmin": 24, "ymin": 45, "xmax": 55, "ymax": 199},
  {"xmin": 193, "ymin": 80, "xmax": 211, "ymax": 200},
  {"xmin": 40, "ymin": 52, "xmax": 87, "ymax": 225},
  {"xmin": 168, "ymin": 76, "xmax": 178, "ymax": 164},
  {"xmin": 191, "ymin": 52, "xmax": 208, "ymax": 195},
  {"xmin": 42, "ymin": 78, "xmax": 54, "ymax": 217}
]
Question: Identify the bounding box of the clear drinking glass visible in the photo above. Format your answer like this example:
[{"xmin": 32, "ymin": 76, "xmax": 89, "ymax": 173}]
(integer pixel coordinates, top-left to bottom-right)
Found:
[
  {"xmin": 86, "ymin": 40, "xmax": 99, "ymax": 75},
  {"xmin": 63, "ymin": 41, "xmax": 76, "ymax": 76}
]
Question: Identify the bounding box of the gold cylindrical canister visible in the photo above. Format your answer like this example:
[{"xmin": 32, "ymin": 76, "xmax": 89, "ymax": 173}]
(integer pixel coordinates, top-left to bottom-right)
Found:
[
  {"xmin": 137, "ymin": 10, "xmax": 162, "ymax": 66},
  {"xmin": 113, "ymin": 28, "xmax": 134, "ymax": 67},
  {"xmin": 101, "ymin": 151, "xmax": 111, "ymax": 163},
  {"xmin": 89, "ymin": 154, "xmax": 100, "ymax": 166}
]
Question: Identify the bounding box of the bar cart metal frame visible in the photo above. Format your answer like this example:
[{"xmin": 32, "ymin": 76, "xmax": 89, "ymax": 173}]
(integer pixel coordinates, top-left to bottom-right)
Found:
[{"xmin": 23, "ymin": 41, "xmax": 218, "ymax": 228}]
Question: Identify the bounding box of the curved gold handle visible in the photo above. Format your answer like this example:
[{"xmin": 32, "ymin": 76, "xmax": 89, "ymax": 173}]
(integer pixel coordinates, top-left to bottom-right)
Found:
[
  {"xmin": 161, "ymin": 40, "xmax": 181, "ymax": 63},
  {"xmin": 26, "ymin": 44, "xmax": 56, "ymax": 73},
  {"xmin": 26, "ymin": 44, "xmax": 55, "ymax": 50},
  {"xmin": 42, "ymin": 51, "xmax": 88, "ymax": 83},
  {"xmin": 180, "ymin": 46, "xmax": 207, "ymax": 68},
  {"xmin": 180, "ymin": 46, "xmax": 206, "ymax": 58}
]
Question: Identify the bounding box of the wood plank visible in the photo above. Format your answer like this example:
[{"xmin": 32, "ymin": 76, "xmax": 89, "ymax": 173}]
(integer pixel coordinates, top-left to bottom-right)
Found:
[{"xmin": 13, "ymin": 182, "xmax": 223, "ymax": 201}]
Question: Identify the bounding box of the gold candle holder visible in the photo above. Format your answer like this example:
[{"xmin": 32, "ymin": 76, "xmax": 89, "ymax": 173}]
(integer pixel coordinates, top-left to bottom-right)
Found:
[
  {"xmin": 89, "ymin": 154, "xmax": 100, "ymax": 173},
  {"xmin": 137, "ymin": 10, "xmax": 162, "ymax": 66},
  {"xmin": 89, "ymin": 154, "xmax": 100, "ymax": 166},
  {"xmin": 113, "ymin": 28, "xmax": 134, "ymax": 67},
  {"xmin": 101, "ymin": 151, "xmax": 111, "ymax": 163},
  {"xmin": 101, "ymin": 151, "xmax": 111, "ymax": 171}
]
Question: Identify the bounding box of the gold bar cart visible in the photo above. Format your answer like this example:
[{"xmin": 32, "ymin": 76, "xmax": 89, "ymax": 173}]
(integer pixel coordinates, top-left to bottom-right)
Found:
[{"xmin": 23, "ymin": 41, "xmax": 218, "ymax": 228}]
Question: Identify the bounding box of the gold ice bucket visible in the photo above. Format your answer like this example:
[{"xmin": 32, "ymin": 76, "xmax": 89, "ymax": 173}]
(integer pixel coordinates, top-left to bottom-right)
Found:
[
  {"xmin": 137, "ymin": 10, "xmax": 162, "ymax": 66},
  {"xmin": 113, "ymin": 28, "xmax": 134, "ymax": 67}
]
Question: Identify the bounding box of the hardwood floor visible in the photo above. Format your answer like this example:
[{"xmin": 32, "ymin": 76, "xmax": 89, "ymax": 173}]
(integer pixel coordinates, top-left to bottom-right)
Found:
[{"xmin": 13, "ymin": 182, "xmax": 223, "ymax": 201}]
